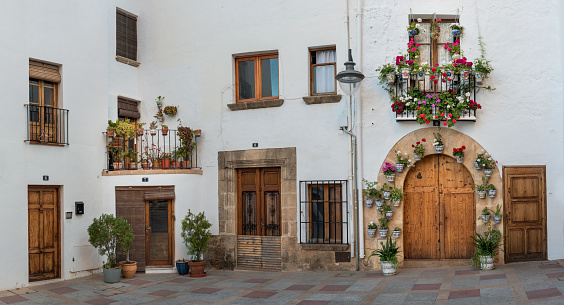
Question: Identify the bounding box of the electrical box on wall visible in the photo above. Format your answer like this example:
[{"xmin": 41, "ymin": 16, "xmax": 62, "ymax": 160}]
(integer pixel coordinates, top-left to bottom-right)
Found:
[{"xmin": 75, "ymin": 202, "xmax": 84, "ymax": 215}]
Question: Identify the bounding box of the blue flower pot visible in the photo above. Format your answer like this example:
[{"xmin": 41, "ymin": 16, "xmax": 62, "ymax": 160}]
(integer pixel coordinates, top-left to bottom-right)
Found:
[
  {"xmin": 453, "ymin": 29, "xmax": 460, "ymax": 37},
  {"xmin": 176, "ymin": 261, "xmax": 189, "ymax": 275},
  {"xmin": 408, "ymin": 29, "xmax": 418, "ymax": 36}
]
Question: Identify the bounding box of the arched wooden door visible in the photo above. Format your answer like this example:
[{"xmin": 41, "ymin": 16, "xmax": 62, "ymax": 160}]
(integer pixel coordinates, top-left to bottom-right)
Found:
[{"xmin": 404, "ymin": 155, "xmax": 475, "ymax": 259}]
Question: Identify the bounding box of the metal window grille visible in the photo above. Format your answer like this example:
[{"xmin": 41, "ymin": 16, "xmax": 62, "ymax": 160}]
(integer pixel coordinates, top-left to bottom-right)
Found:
[
  {"xmin": 299, "ymin": 180, "xmax": 349, "ymax": 244},
  {"xmin": 25, "ymin": 104, "xmax": 69, "ymax": 145}
]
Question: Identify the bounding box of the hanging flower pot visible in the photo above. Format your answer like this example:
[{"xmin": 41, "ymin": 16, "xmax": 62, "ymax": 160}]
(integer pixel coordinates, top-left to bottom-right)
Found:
[
  {"xmin": 385, "ymin": 210, "xmax": 393, "ymax": 218},
  {"xmin": 367, "ymin": 229, "xmax": 376, "ymax": 238},
  {"xmin": 401, "ymin": 68, "xmax": 410, "ymax": 82},
  {"xmin": 475, "ymin": 72, "xmax": 484, "ymax": 85},
  {"xmin": 474, "ymin": 161, "xmax": 482, "ymax": 170},
  {"xmin": 365, "ymin": 199, "xmax": 374, "ymax": 208},
  {"xmin": 378, "ymin": 229, "xmax": 388, "ymax": 238},
  {"xmin": 481, "ymin": 213, "xmax": 491, "ymax": 223},
  {"xmin": 484, "ymin": 169, "xmax": 493, "ymax": 177},
  {"xmin": 417, "ymin": 71, "xmax": 425, "ymax": 80},
  {"xmin": 375, "ymin": 200, "xmax": 384, "ymax": 210},
  {"xmin": 392, "ymin": 199, "xmax": 400, "ymax": 207},
  {"xmin": 396, "ymin": 163, "xmax": 404, "ymax": 173},
  {"xmin": 386, "ymin": 174, "xmax": 395, "ymax": 183},
  {"xmin": 386, "ymin": 73, "xmax": 395, "ymax": 85},
  {"xmin": 383, "ymin": 191, "xmax": 390, "ymax": 200},
  {"xmin": 408, "ymin": 29, "xmax": 418, "ymax": 36},
  {"xmin": 452, "ymin": 54, "xmax": 461, "ymax": 60},
  {"xmin": 414, "ymin": 153, "xmax": 422, "ymax": 162},
  {"xmin": 392, "ymin": 229, "xmax": 401, "ymax": 239},
  {"xmin": 150, "ymin": 128, "xmax": 157, "ymax": 136},
  {"xmin": 494, "ymin": 215, "xmax": 502, "ymax": 224},
  {"xmin": 488, "ymin": 189, "xmax": 497, "ymax": 198},
  {"xmin": 456, "ymin": 156, "xmax": 464, "ymax": 163},
  {"xmin": 162, "ymin": 127, "xmax": 169, "ymax": 136},
  {"xmin": 477, "ymin": 190, "xmax": 486, "ymax": 199},
  {"xmin": 452, "ymin": 29, "xmax": 461, "ymax": 37},
  {"xmin": 434, "ymin": 145, "xmax": 444, "ymax": 154}
]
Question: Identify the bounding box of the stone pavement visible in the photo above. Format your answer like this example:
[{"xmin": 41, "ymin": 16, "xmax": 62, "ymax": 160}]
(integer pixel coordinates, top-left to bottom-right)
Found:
[{"xmin": 2, "ymin": 260, "xmax": 564, "ymax": 305}]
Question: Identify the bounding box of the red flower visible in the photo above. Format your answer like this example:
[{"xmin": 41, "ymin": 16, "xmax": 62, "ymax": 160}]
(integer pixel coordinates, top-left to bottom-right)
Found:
[
  {"xmin": 426, "ymin": 121, "xmax": 430, "ymax": 124},
  {"xmin": 452, "ymin": 119, "xmax": 456, "ymax": 123},
  {"xmin": 419, "ymin": 114, "xmax": 425, "ymax": 118},
  {"xmin": 462, "ymin": 145, "xmax": 466, "ymax": 150},
  {"xmin": 412, "ymin": 144, "xmax": 415, "ymax": 147},
  {"xmin": 435, "ymin": 116, "xmax": 438, "ymax": 119},
  {"xmin": 441, "ymin": 113, "xmax": 445, "ymax": 116},
  {"xmin": 416, "ymin": 141, "xmax": 420, "ymax": 145},
  {"xmin": 443, "ymin": 122, "xmax": 447, "ymax": 126},
  {"xmin": 434, "ymin": 80, "xmax": 438, "ymax": 84},
  {"xmin": 417, "ymin": 106, "xmax": 421, "ymax": 110},
  {"xmin": 453, "ymin": 148, "xmax": 457, "ymax": 152},
  {"xmin": 422, "ymin": 138, "xmax": 426, "ymax": 142},
  {"xmin": 434, "ymin": 63, "xmax": 439, "ymax": 67},
  {"xmin": 448, "ymin": 113, "xmax": 453, "ymax": 118}
]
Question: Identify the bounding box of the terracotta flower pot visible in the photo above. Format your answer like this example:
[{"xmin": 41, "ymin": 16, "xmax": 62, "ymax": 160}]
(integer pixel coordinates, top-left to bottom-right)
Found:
[
  {"xmin": 162, "ymin": 128, "xmax": 169, "ymax": 136},
  {"xmin": 162, "ymin": 158, "xmax": 170, "ymax": 169},
  {"xmin": 119, "ymin": 261, "xmax": 137, "ymax": 279},
  {"xmin": 141, "ymin": 162, "xmax": 151, "ymax": 169},
  {"xmin": 188, "ymin": 261, "xmax": 206, "ymax": 277},
  {"xmin": 180, "ymin": 160, "xmax": 191, "ymax": 169},
  {"xmin": 194, "ymin": 129, "xmax": 202, "ymax": 137},
  {"xmin": 106, "ymin": 129, "xmax": 115, "ymax": 137}
]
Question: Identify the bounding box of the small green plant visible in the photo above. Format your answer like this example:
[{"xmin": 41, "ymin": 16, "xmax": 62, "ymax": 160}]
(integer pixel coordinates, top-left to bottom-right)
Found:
[
  {"xmin": 380, "ymin": 202, "xmax": 392, "ymax": 213},
  {"xmin": 150, "ymin": 121, "xmax": 158, "ymax": 129},
  {"xmin": 367, "ymin": 235, "xmax": 401, "ymax": 267},
  {"xmin": 393, "ymin": 227, "xmax": 401, "ymax": 231},
  {"xmin": 87, "ymin": 214, "xmax": 133, "ymax": 269},
  {"xmin": 180, "ymin": 209, "xmax": 212, "ymax": 262},
  {"xmin": 378, "ymin": 216, "xmax": 390, "ymax": 230},
  {"xmin": 362, "ymin": 179, "xmax": 379, "ymax": 199},
  {"xmin": 163, "ymin": 105, "xmax": 178, "ymax": 116},
  {"xmin": 161, "ymin": 124, "xmax": 168, "ymax": 129},
  {"xmin": 493, "ymin": 205, "xmax": 502, "ymax": 217},
  {"xmin": 377, "ymin": 64, "xmax": 397, "ymax": 84},
  {"xmin": 473, "ymin": 58, "xmax": 494, "ymax": 78},
  {"xmin": 481, "ymin": 207, "xmax": 490, "ymax": 215},
  {"xmin": 407, "ymin": 22, "xmax": 420, "ymax": 35},
  {"xmin": 476, "ymin": 176, "xmax": 488, "ymax": 191},
  {"xmin": 381, "ymin": 183, "xmax": 392, "ymax": 193},
  {"xmin": 390, "ymin": 187, "xmax": 403, "ymax": 201},
  {"xmin": 368, "ymin": 221, "xmax": 378, "ymax": 230},
  {"xmin": 471, "ymin": 224, "xmax": 503, "ymax": 268},
  {"xmin": 487, "ymin": 184, "xmax": 496, "ymax": 191},
  {"xmin": 394, "ymin": 150, "xmax": 411, "ymax": 166},
  {"xmin": 475, "ymin": 152, "xmax": 497, "ymax": 169}
]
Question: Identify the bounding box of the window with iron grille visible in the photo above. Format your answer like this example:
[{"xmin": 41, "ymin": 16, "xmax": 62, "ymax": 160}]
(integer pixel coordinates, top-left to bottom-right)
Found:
[{"xmin": 299, "ymin": 180, "xmax": 349, "ymax": 244}]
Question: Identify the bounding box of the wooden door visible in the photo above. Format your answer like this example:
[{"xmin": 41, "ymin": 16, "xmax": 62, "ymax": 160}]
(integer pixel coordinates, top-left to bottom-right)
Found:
[
  {"xmin": 28, "ymin": 186, "xmax": 59, "ymax": 281},
  {"xmin": 237, "ymin": 168, "xmax": 282, "ymax": 271},
  {"xmin": 145, "ymin": 200, "xmax": 174, "ymax": 266},
  {"xmin": 404, "ymin": 155, "xmax": 475, "ymax": 259},
  {"xmin": 504, "ymin": 166, "xmax": 546, "ymax": 262}
]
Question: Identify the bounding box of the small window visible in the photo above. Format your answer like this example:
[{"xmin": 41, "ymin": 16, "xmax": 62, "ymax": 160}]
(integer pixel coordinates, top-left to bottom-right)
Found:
[
  {"xmin": 310, "ymin": 48, "xmax": 336, "ymax": 95},
  {"xmin": 235, "ymin": 54, "xmax": 279, "ymax": 102},
  {"xmin": 116, "ymin": 9, "xmax": 137, "ymax": 61},
  {"xmin": 410, "ymin": 17, "xmax": 458, "ymax": 66}
]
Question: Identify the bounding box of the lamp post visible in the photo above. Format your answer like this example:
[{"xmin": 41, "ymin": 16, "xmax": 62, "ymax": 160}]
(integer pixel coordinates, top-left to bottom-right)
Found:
[{"xmin": 336, "ymin": 49, "xmax": 364, "ymax": 271}]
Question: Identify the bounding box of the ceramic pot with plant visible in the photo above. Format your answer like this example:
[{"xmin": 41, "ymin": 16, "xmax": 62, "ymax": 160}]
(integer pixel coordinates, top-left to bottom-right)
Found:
[
  {"xmin": 407, "ymin": 22, "xmax": 419, "ymax": 36},
  {"xmin": 471, "ymin": 225, "xmax": 502, "ymax": 270},
  {"xmin": 87, "ymin": 214, "xmax": 133, "ymax": 283},
  {"xmin": 480, "ymin": 207, "xmax": 491, "ymax": 223},
  {"xmin": 378, "ymin": 216, "xmax": 390, "ymax": 238},
  {"xmin": 181, "ymin": 209, "xmax": 212, "ymax": 277},
  {"xmin": 367, "ymin": 235, "xmax": 400, "ymax": 276},
  {"xmin": 362, "ymin": 180, "xmax": 378, "ymax": 208},
  {"xmin": 477, "ymin": 180, "xmax": 487, "ymax": 199},
  {"xmin": 107, "ymin": 120, "xmax": 118, "ymax": 137},
  {"xmin": 433, "ymin": 133, "xmax": 444, "ymax": 153},
  {"xmin": 493, "ymin": 205, "xmax": 503, "ymax": 224},
  {"xmin": 140, "ymin": 158, "xmax": 151, "ymax": 169},
  {"xmin": 394, "ymin": 150, "xmax": 411, "ymax": 173},
  {"xmin": 382, "ymin": 162, "xmax": 396, "ymax": 182},
  {"xmin": 177, "ymin": 122, "xmax": 195, "ymax": 169},
  {"xmin": 381, "ymin": 183, "xmax": 391, "ymax": 200},
  {"xmin": 136, "ymin": 123, "xmax": 145, "ymax": 137},
  {"xmin": 392, "ymin": 227, "xmax": 401, "ymax": 239},
  {"xmin": 453, "ymin": 145, "xmax": 466, "ymax": 163},
  {"xmin": 175, "ymin": 259, "xmax": 189, "ymax": 275},
  {"xmin": 367, "ymin": 221, "xmax": 377, "ymax": 238},
  {"xmin": 149, "ymin": 121, "xmax": 158, "ymax": 136},
  {"xmin": 390, "ymin": 187, "xmax": 403, "ymax": 207},
  {"xmin": 478, "ymin": 152, "xmax": 497, "ymax": 177},
  {"xmin": 412, "ymin": 138, "xmax": 426, "ymax": 161},
  {"xmin": 488, "ymin": 184, "xmax": 497, "ymax": 198}
]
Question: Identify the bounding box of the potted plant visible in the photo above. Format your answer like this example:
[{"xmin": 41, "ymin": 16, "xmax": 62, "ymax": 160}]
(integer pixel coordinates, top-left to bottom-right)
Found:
[
  {"xmin": 149, "ymin": 121, "xmax": 158, "ymax": 135},
  {"xmin": 381, "ymin": 162, "xmax": 396, "ymax": 182},
  {"xmin": 412, "ymin": 138, "xmax": 426, "ymax": 161},
  {"xmin": 367, "ymin": 235, "xmax": 401, "ymax": 276},
  {"xmin": 474, "ymin": 152, "xmax": 485, "ymax": 170},
  {"xmin": 374, "ymin": 189, "xmax": 384, "ymax": 209},
  {"xmin": 390, "ymin": 187, "xmax": 403, "ymax": 207},
  {"xmin": 106, "ymin": 120, "xmax": 118, "ymax": 137},
  {"xmin": 450, "ymin": 23, "xmax": 463, "ymax": 37},
  {"xmin": 194, "ymin": 129, "xmax": 202, "ymax": 137},
  {"xmin": 136, "ymin": 123, "xmax": 145, "ymax": 137},
  {"xmin": 493, "ymin": 205, "xmax": 503, "ymax": 224},
  {"xmin": 471, "ymin": 225, "xmax": 503, "ymax": 270},
  {"xmin": 87, "ymin": 214, "xmax": 133, "ymax": 283},
  {"xmin": 392, "ymin": 227, "xmax": 401, "ymax": 239},
  {"xmin": 108, "ymin": 146, "xmax": 125, "ymax": 170},
  {"xmin": 155, "ymin": 96, "xmax": 165, "ymax": 108},
  {"xmin": 432, "ymin": 132, "xmax": 444, "ymax": 153},
  {"xmin": 124, "ymin": 149, "xmax": 138, "ymax": 170},
  {"xmin": 140, "ymin": 157, "xmax": 151, "ymax": 169},
  {"xmin": 177, "ymin": 121, "xmax": 195, "ymax": 168},
  {"xmin": 367, "ymin": 221, "xmax": 377, "ymax": 238},
  {"xmin": 476, "ymin": 178, "xmax": 488, "ymax": 199},
  {"xmin": 180, "ymin": 209, "xmax": 212, "ymax": 277},
  {"xmin": 473, "ymin": 58, "xmax": 493, "ymax": 84},
  {"xmin": 176, "ymin": 258, "xmax": 189, "ymax": 275},
  {"xmin": 407, "ymin": 22, "xmax": 419, "ymax": 36},
  {"xmin": 453, "ymin": 145, "xmax": 466, "ymax": 163},
  {"xmin": 161, "ymin": 124, "xmax": 169, "ymax": 136},
  {"xmin": 377, "ymin": 63, "xmax": 397, "ymax": 86},
  {"xmin": 381, "ymin": 202, "xmax": 393, "ymax": 219},
  {"xmin": 154, "ymin": 108, "xmax": 164, "ymax": 123},
  {"xmin": 393, "ymin": 150, "xmax": 411, "ymax": 173},
  {"xmin": 381, "ymin": 183, "xmax": 392, "ymax": 200},
  {"xmin": 362, "ymin": 179, "xmax": 378, "ymax": 208},
  {"xmin": 481, "ymin": 154, "xmax": 497, "ymax": 177},
  {"xmin": 163, "ymin": 105, "xmax": 178, "ymax": 116},
  {"xmin": 487, "ymin": 184, "xmax": 497, "ymax": 198},
  {"xmin": 378, "ymin": 215, "xmax": 390, "ymax": 238},
  {"xmin": 161, "ymin": 153, "xmax": 171, "ymax": 169},
  {"xmin": 479, "ymin": 207, "xmax": 491, "ymax": 223}
]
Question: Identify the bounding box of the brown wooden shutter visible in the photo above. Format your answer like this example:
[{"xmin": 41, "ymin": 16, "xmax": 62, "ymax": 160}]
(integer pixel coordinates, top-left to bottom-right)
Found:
[
  {"xmin": 117, "ymin": 97, "xmax": 140, "ymax": 119},
  {"xmin": 116, "ymin": 9, "xmax": 137, "ymax": 61},
  {"xmin": 116, "ymin": 189, "xmax": 147, "ymax": 271},
  {"xmin": 144, "ymin": 190, "xmax": 175, "ymax": 201},
  {"xmin": 29, "ymin": 60, "xmax": 61, "ymax": 83}
]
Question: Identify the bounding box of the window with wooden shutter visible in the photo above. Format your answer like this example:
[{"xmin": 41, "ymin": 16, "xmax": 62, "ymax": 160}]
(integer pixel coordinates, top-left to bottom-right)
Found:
[
  {"xmin": 117, "ymin": 96, "xmax": 140, "ymax": 119},
  {"xmin": 116, "ymin": 8, "xmax": 138, "ymax": 62}
]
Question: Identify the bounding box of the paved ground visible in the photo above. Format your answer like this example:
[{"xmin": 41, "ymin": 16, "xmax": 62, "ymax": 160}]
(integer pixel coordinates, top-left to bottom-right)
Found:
[{"xmin": 2, "ymin": 260, "xmax": 564, "ymax": 305}]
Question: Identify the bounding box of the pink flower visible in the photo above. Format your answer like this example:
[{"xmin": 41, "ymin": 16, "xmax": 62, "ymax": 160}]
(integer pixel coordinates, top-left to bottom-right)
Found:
[{"xmin": 411, "ymin": 48, "xmax": 416, "ymax": 52}]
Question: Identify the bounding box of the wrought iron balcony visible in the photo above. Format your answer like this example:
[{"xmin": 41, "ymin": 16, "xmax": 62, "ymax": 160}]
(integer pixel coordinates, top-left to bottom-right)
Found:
[
  {"xmin": 390, "ymin": 70, "xmax": 479, "ymax": 122},
  {"xmin": 104, "ymin": 129, "xmax": 199, "ymax": 171},
  {"xmin": 25, "ymin": 104, "xmax": 69, "ymax": 145}
]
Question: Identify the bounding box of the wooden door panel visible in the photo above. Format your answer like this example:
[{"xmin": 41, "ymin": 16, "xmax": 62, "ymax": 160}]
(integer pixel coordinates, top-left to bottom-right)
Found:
[
  {"xmin": 443, "ymin": 193, "xmax": 474, "ymax": 259},
  {"xmin": 404, "ymin": 192, "xmax": 439, "ymax": 259},
  {"xmin": 28, "ymin": 187, "xmax": 59, "ymax": 281},
  {"xmin": 504, "ymin": 167, "xmax": 546, "ymax": 262}
]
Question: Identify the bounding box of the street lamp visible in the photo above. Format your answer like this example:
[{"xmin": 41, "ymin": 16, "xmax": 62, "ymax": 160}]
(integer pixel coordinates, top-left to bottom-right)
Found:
[{"xmin": 335, "ymin": 49, "xmax": 365, "ymax": 96}]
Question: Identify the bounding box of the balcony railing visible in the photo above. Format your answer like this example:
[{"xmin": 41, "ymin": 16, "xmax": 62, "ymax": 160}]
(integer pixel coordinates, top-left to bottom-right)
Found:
[
  {"xmin": 391, "ymin": 71, "xmax": 478, "ymax": 122},
  {"xmin": 25, "ymin": 104, "xmax": 69, "ymax": 145},
  {"xmin": 104, "ymin": 129, "xmax": 199, "ymax": 171}
]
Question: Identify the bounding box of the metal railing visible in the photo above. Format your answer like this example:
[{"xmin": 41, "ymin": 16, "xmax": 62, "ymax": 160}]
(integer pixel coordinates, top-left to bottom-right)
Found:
[
  {"xmin": 299, "ymin": 180, "xmax": 349, "ymax": 245},
  {"xmin": 104, "ymin": 129, "xmax": 199, "ymax": 171},
  {"xmin": 391, "ymin": 71, "xmax": 478, "ymax": 121},
  {"xmin": 25, "ymin": 104, "xmax": 69, "ymax": 145}
]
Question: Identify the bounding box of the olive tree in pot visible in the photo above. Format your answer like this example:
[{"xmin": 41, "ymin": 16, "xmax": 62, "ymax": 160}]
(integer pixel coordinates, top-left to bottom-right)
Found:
[
  {"xmin": 87, "ymin": 214, "xmax": 133, "ymax": 283},
  {"xmin": 180, "ymin": 209, "xmax": 212, "ymax": 277}
]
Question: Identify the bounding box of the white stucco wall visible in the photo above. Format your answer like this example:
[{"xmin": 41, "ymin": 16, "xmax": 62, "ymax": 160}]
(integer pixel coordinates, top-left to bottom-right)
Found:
[{"xmin": 0, "ymin": 0, "xmax": 562, "ymax": 291}]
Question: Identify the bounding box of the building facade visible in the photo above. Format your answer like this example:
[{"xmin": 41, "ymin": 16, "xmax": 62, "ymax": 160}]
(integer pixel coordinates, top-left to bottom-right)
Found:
[{"xmin": 0, "ymin": 0, "xmax": 563, "ymax": 291}]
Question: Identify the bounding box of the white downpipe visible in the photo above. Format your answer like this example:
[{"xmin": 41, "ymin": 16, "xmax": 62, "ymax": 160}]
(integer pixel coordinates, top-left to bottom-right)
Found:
[{"xmin": 355, "ymin": 0, "xmax": 365, "ymax": 259}]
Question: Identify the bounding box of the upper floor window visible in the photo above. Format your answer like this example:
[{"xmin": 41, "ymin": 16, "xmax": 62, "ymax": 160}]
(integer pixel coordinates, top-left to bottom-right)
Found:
[
  {"xmin": 310, "ymin": 47, "xmax": 336, "ymax": 95},
  {"xmin": 27, "ymin": 60, "xmax": 68, "ymax": 145},
  {"xmin": 116, "ymin": 8, "xmax": 137, "ymax": 63},
  {"xmin": 411, "ymin": 17, "xmax": 458, "ymax": 66},
  {"xmin": 235, "ymin": 53, "xmax": 278, "ymax": 102}
]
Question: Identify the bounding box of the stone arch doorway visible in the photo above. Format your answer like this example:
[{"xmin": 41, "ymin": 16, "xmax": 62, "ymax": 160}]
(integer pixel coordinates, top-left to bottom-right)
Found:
[{"xmin": 403, "ymin": 154, "xmax": 475, "ymax": 259}]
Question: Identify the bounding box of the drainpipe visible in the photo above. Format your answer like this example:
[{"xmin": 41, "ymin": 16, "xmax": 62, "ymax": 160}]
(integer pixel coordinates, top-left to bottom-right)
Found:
[
  {"xmin": 355, "ymin": 0, "xmax": 364, "ymax": 261},
  {"xmin": 341, "ymin": 126, "xmax": 359, "ymax": 271}
]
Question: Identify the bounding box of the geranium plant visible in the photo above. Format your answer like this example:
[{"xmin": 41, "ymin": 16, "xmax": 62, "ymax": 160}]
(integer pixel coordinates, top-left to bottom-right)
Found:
[
  {"xmin": 453, "ymin": 145, "xmax": 466, "ymax": 158},
  {"xmin": 394, "ymin": 150, "xmax": 411, "ymax": 167},
  {"xmin": 433, "ymin": 132, "xmax": 443, "ymax": 146},
  {"xmin": 381, "ymin": 162, "xmax": 396, "ymax": 176},
  {"xmin": 412, "ymin": 138, "xmax": 426, "ymax": 158},
  {"xmin": 444, "ymin": 40, "xmax": 461, "ymax": 56}
]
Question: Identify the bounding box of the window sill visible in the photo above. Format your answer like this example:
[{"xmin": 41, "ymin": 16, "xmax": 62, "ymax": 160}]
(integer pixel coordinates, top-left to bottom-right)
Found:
[
  {"xmin": 227, "ymin": 99, "xmax": 284, "ymax": 111},
  {"xmin": 115, "ymin": 55, "xmax": 140, "ymax": 67},
  {"xmin": 28, "ymin": 141, "xmax": 67, "ymax": 147},
  {"xmin": 102, "ymin": 169, "xmax": 203, "ymax": 176},
  {"xmin": 300, "ymin": 244, "xmax": 349, "ymax": 252},
  {"xmin": 302, "ymin": 94, "xmax": 342, "ymax": 105}
]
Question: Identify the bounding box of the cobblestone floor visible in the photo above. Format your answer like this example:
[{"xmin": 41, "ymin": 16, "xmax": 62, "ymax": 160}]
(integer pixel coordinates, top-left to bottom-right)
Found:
[{"xmin": 1, "ymin": 260, "xmax": 564, "ymax": 305}]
